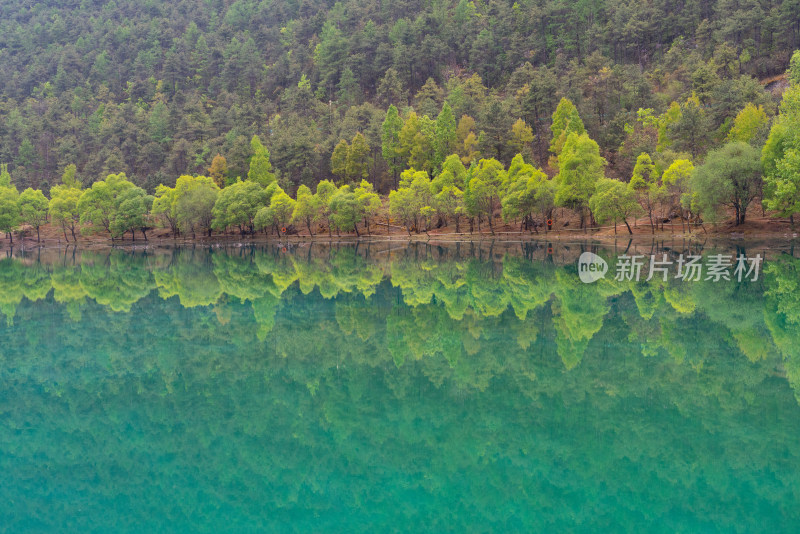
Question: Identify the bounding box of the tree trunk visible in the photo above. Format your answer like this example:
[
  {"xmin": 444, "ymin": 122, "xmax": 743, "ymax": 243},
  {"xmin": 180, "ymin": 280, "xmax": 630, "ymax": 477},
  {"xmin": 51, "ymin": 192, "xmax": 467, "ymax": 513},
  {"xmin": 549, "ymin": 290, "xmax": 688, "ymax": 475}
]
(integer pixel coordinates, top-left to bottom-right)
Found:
[
  {"xmin": 142, "ymin": 228, "xmax": 148, "ymax": 241},
  {"xmin": 71, "ymin": 226, "xmax": 77, "ymax": 241},
  {"xmin": 306, "ymin": 219, "xmax": 313, "ymax": 236},
  {"xmin": 36, "ymin": 226, "xmax": 40, "ymax": 242},
  {"xmin": 624, "ymin": 219, "xmax": 633, "ymax": 235}
]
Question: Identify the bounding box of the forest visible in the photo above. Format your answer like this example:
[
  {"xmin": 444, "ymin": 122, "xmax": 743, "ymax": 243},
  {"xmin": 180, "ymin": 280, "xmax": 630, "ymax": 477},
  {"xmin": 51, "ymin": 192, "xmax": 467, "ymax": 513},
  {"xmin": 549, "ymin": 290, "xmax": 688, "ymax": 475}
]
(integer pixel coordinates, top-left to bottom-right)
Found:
[{"xmin": 0, "ymin": 0, "xmax": 800, "ymax": 240}]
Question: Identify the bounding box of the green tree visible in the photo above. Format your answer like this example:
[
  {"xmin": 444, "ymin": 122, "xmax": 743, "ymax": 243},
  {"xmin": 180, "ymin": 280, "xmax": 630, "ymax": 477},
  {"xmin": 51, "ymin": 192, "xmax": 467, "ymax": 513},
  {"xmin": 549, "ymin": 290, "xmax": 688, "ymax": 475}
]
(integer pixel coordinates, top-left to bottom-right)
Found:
[
  {"xmin": 329, "ymin": 185, "xmax": 364, "ymax": 236},
  {"xmin": 431, "ymin": 155, "xmax": 468, "ymax": 231},
  {"xmin": 398, "ymin": 112, "xmax": 436, "ymax": 174},
  {"xmin": 255, "ymin": 188, "xmax": 296, "ymax": 234},
  {"xmin": 589, "ymin": 178, "xmax": 642, "ymax": 234},
  {"xmin": 292, "ymin": 184, "xmax": 319, "ymax": 236},
  {"xmin": 432, "ymin": 154, "xmax": 468, "ymax": 192},
  {"xmin": 354, "ymin": 180, "xmax": 381, "ymax": 235},
  {"xmin": 628, "ymin": 153, "xmax": 663, "ymax": 233},
  {"xmin": 501, "ymin": 154, "xmax": 550, "ymax": 231},
  {"xmin": 49, "ymin": 186, "xmax": 82, "ymax": 241},
  {"xmin": 464, "ymin": 158, "xmax": 505, "ymax": 234},
  {"xmin": 315, "ymin": 179, "xmax": 338, "ymax": 237},
  {"xmin": 148, "ymin": 101, "xmax": 171, "ymax": 144},
  {"xmin": 692, "ymin": 142, "xmax": 761, "ymax": 225},
  {"xmin": 208, "ymin": 154, "xmax": 228, "ymax": 188},
  {"xmin": 77, "ymin": 173, "xmax": 139, "ymax": 238},
  {"xmin": 554, "ymin": 133, "xmax": 605, "ymax": 228},
  {"xmin": 153, "ymin": 175, "xmax": 220, "ymax": 237},
  {"xmin": 0, "ymin": 186, "xmax": 19, "ymax": 242},
  {"xmin": 657, "ymin": 102, "xmax": 682, "ymax": 152},
  {"xmin": 728, "ymin": 103, "xmax": 769, "ymax": 144},
  {"xmin": 345, "ymin": 132, "xmax": 370, "ymax": 183},
  {"xmin": 212, "ymin": 179, "xmax": 268, "ymax": 235},
  {"xmin": 789, "ymin": 50, "xmax": 800, "ymax": 86},
  {"xmin": 331, "ymin": 139, "xmax": 349, "ymax": 182},
  {"xmin": 509, "ymin": 119, "xmax": 534, "ymax": 158},
  {"xmin": 0, "ymin": 164, "xmax": 12, "ymax": 188},
  {"xmin": 456, "ymin": 115, "xmax": 480, "ymax": 165},
  {"xmin": 110, "ymin": 186, "xmax": 151, "ymax": 240},
  {"xmin": 381, "ymin": 105, "xmax": 404, "ymax": 188},
  {"xmin": 433, "ymin": 102, "xmax": 457, "ymax": 171},
  {"xmin": 763, "ymin": 87, "xmax": 800, "ymax": 221},
  {"xmin": 549, "ymin": 98, "xmax": 585, "ymax": 160},
  {"xmin": 247, "ymin": 135, "xmax": 276, "ymax": 187},
  {"xmin": 152, "ymin": 184, "xmax": 180, "ymax": 236},
  {"xmin": 61, "ymin": 163, "xmax": 81, "ymax": 189},
  {"xmin": 389, "ymin": 170, "xmax": 432, "ymax": 234},
  {"xmin": 377, "ymin": 68, "xmax": 406, "ymax": 108},
  {"xmin": 434, "ymin": 184, "xmax": 464, "ymax": 232},
  {"xmin": 175, "ymin": 184, "xmax": 218, "ymax": 237},
  {"xmin": 48, "ymin": 165, "xmax": 83, "ymax": 242},
  {"xmin": 668, "ymin": 94, "xmax": 712, "ymax": 158},
  {"xmin": 662, "ymin": 159, "xmax": 695, "ymax": 229},
  {"xmin": 18, "ymin": 188, "xmax": 49, "ymax": 242}
]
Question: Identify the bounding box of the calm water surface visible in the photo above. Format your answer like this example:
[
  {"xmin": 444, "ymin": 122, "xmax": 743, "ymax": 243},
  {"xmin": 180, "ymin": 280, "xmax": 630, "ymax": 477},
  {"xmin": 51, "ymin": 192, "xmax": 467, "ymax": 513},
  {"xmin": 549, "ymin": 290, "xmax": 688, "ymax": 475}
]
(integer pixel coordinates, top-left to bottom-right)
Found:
[{"xmin": 1, "ymin": 240, "xmax": 799, "ymax": 532}]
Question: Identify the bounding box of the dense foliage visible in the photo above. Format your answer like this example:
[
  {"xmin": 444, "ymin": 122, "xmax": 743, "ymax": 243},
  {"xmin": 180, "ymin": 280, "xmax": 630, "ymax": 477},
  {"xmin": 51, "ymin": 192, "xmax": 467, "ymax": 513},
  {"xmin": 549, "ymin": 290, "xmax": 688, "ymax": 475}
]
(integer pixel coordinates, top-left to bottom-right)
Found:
[{"xmin": 0, "ymin": 0, "xmax": 797, "ymax": 195}]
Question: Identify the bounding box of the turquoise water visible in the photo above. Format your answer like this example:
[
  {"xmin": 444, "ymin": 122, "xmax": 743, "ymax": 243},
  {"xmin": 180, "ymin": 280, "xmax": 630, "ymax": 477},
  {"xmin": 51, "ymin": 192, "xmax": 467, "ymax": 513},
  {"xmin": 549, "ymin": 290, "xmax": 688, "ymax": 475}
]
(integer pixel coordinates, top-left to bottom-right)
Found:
[{"xmin": 1, "ymin": 241, "xmax": 799, "ymax": 532}]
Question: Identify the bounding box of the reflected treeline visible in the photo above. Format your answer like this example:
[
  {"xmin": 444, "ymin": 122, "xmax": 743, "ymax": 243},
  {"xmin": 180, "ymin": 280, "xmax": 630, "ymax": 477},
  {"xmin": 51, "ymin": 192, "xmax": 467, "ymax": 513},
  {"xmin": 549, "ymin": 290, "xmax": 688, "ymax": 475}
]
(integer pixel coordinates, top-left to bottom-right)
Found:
[
  {"xmin": 2, "ymin": 241, "xmax": 800, "ymax": 531},
  {"xmin": 2, "ymin": 241, "xmax": 800, "ymax": 390}
]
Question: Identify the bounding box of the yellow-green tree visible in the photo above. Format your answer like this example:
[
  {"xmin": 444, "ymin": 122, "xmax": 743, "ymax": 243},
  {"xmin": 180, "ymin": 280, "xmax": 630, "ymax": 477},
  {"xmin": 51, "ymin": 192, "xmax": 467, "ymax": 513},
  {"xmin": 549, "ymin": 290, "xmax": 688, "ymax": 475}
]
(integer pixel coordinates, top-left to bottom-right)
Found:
[
  {"xmin": 728, "ymin": 103, "xmax": 769, "ymax": 144},
  {"xmin": 628, "ymin": 153, "xmax": 663, "ymax": 233},
  {"xmin": 49, "ymin": 164, "xmax": 83, "ymax": 241},
  {"xmin": 345, "ymin": 132, "xmax": 370, "ymax": 183},
  {"xmin": 18, "ymin": 188, "xmax": 48, "ymax": 242},
  {"xmin": 549, "ymin": 98, "xmax": 585, "ymax": 162},
  {"xmin": 247, "ymin": 135, "xmax": 276, "ymax": 187},
  {"xmin": 554, "ymin": 133, "xmax": 605, "ymax": 228},
  {"xmin": 464, "ymin": 158, "xmax": 505, "ymax": 234},
  {"xmin": 589, "ymin": 178, "xmax": 642, "ymax": 234}
]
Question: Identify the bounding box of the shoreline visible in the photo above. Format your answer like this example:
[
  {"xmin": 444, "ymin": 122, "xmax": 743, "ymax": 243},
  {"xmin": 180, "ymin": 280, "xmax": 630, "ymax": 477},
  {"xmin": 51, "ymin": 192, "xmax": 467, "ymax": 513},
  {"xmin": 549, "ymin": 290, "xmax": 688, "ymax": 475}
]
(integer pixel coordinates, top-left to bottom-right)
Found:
[{"xmin": 3, "ymin": 227, "xmax": 799, "ymax": 253}]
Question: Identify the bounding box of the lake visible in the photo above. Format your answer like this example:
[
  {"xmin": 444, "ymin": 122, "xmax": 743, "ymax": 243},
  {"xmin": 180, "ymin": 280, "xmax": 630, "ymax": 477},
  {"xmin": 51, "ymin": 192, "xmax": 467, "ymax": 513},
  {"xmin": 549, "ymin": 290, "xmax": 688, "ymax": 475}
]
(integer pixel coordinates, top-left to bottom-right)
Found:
[{"xmin": 1, "ymin": 240, "xmax": 799, "ymax": 532}]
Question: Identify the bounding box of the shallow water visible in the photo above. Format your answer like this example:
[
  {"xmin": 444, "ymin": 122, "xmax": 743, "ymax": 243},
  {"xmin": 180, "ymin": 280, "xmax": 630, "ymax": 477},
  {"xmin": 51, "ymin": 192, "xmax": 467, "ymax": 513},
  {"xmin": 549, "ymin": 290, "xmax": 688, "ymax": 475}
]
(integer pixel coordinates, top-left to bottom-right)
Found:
[{"xmin": 1, "ymin": 240, "xmax": 799, "ymax": 532}]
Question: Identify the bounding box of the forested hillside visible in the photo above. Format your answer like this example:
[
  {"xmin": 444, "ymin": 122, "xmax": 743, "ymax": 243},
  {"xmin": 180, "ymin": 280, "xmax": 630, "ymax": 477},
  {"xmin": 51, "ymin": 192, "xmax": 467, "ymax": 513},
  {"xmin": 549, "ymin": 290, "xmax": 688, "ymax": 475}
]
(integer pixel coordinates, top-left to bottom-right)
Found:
[{"xmin": 0, "ymin": 0, "xmax": 798, "ymax": 193}]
